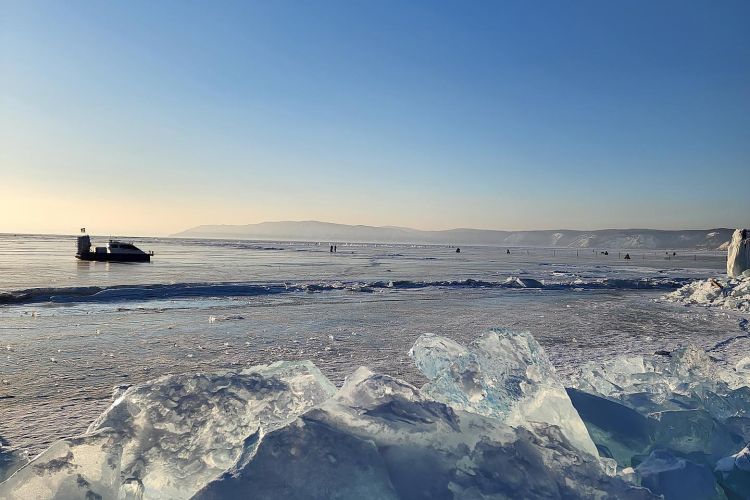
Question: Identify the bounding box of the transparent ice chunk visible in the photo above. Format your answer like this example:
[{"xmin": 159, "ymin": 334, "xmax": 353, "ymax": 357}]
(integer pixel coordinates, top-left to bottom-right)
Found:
[
  {"xmin": 0, "ymin": 445, "xmax": 28, "ymax": 483},
  {"xmin": 635, "ymin": 450, "xmax": 724, "ymax": 500},
  {"xmin": 0, "ymin": 361, "xmax": 335, "ymax": 500},
  {"xmin": 196, "ymin": 367, "xmax": 651, "ymax": 499},
  {"xmin": 410, "ymin": 330, "xmax": 598, "ymax": 456},
  {"xmin": 715, "ymin": 444, "xmax": 750, "ymax": 499}
]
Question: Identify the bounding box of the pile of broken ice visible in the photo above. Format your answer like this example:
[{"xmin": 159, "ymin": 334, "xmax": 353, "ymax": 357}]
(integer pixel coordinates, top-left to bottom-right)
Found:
[
  {"xmin": 2, "ymin": 330, "xmax": 750, "ymax": 499},
  {"xmin": 571, "ymin": 347, "xmax": 750, "ymax": 499},
  {"xmin": 665, "ymin": 228, "xmax": 750, "ymax": 312},
  {"xmin": 664, "ymin": 274, "xmax": 750, "ymax": 312}
]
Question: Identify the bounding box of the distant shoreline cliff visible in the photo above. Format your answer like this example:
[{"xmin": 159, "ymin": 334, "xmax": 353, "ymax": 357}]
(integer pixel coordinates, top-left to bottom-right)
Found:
[{"xmin": 172, "ymin": 221, "xmax": 733, "ymax": 250}]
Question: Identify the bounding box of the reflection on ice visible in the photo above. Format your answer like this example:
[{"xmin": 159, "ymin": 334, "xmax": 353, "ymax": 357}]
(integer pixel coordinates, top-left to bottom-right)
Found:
[{"xmin": 2, "ymin": 330, "xmax": 749, "ymax": 499}]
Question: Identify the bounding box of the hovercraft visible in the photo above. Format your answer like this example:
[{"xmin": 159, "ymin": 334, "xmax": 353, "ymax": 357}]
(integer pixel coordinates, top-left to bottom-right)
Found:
[{"xmin": 75, "ymin": 233, "xmax": 153, "ymax": 262}]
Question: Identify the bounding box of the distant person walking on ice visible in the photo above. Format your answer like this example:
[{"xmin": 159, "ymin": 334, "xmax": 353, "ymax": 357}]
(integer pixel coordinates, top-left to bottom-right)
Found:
[
  {"xmin": 330, "ymin": 245, "xmax": 333, "ymax": 253},
  {"xmin": 624, "ymin": 253, "xmax": 631, "ymax": 260},
  {"xmin": 506, "ymin": 249, "xmax": 511, "ymax": 255},
  {"xmin": 456, "ymin": 247, "xmax": 461, "ymax": 253},
  {"xmin": 334, "ymin": 245, "xmax": 337, "ymax": 253}
]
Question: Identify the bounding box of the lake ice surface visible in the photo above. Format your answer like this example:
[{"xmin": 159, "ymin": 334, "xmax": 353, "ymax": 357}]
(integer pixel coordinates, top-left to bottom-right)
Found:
[{"xmin": 0, "ymin": 234, "xmax": 746, "ymax": 457}]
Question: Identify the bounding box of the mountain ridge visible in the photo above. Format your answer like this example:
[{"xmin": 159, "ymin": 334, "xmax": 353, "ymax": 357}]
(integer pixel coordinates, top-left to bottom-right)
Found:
[{"xmin": 172, "ymin": 221, "xmax": 733, "ymax": 249}]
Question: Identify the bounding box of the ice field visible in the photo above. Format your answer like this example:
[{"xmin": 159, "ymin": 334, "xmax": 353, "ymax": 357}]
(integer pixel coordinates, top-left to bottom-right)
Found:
[{"xmin": 1, "ymin": 234, "xmax": 749, "ymax": 498}]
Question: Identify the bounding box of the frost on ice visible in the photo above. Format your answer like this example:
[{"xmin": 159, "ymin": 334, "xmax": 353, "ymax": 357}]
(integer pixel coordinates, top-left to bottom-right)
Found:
[
  {"xmin": 409, "ymin": 330, "xmax": 598, "ymax": 457},
  {"xmin": 2, "ymin": 330, "xmax": 750, "ymax": 499}
]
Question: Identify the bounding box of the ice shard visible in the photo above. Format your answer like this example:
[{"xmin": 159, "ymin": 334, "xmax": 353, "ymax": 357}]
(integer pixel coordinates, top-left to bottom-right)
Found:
[
  {"xmin": 635, "ymin": 450, "xmax": 726, "ymax": 500},
  {"xmin": 503, "ymin": 276, "xmax": 544, "ymax": 288},
  {"xmin": 0, "ymin": 361, "xmax": 336, "ymax": 500},
  {"xmin": 410, "ymin": 330, "xmax": 599, "ymax": 456},
  {"xmin": 6, "ymin": 330, "xmax": 748, "ymax": 499},
  {"xmin": 570, "ymin": 344, "xmax": 750, "ymax": 496},
  {"xmin": 715, "ymin": 443, "xmax": 750, "ymax": 499},
  {"xmin": 566, "ymin": 388, "xmax": 652, "ymax": 467},
  {"xmin": 196, "ymin": 367, "xmax": 652, "ymax": 499},
  {"xmin": 0, "ymin": 445, "xmax": 28, "ymax": 483}
]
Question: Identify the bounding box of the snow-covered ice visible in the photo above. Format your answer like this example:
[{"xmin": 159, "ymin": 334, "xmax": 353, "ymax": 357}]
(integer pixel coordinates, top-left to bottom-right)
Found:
[
  {"xmin": 664, "ymin": 274, "xmax": 750, "ymax": 312},
  {"xmin": 1, "ymin": 234, "xmax": 745, "ymax": 498},
  {"xmin": 663, "ymin": 229, "xmax": 750, "ymax": 312}
]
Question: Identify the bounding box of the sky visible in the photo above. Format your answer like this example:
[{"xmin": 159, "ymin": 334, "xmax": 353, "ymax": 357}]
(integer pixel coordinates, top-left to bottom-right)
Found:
[{"xmin": 1, "ymin": 1, "xmax": 748, "ymax": 236}]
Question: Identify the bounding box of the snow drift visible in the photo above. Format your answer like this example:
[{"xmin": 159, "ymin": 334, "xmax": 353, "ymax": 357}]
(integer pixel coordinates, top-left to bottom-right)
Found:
[{"xmin": 2, "ymin": 330, "xmax": 749, "ymax": 499}]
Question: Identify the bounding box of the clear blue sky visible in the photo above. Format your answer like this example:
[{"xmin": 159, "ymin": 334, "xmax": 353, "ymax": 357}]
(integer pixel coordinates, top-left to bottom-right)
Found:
[{"xmin": 1, "ymin": 0, "xmax": 748, "ymax": 235}]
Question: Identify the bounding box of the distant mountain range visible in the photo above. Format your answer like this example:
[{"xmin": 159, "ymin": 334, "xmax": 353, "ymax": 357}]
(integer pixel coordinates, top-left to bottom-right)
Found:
[{"xmin": 172, "ymin": 221, "xmax": 734, "ymax": 249}]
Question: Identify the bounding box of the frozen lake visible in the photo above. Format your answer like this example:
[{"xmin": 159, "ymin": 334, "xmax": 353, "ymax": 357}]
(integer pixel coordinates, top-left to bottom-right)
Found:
[{"xmin": 0, "ymin": 234, "xmax": 746, "ymax": 455}]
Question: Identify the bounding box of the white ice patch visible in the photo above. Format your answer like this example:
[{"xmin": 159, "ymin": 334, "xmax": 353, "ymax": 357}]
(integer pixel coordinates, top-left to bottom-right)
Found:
[
  {"xmin": 663, "ymin": 275, "xmax": 750, "ymax": 312},
  {"xmin": 503, "ymin": 276, "xmax": 544, "ymax": 288}
]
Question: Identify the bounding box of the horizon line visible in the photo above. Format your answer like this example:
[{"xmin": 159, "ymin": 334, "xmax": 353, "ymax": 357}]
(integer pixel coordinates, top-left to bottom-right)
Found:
[
  {"xmin": 173, "ymin": 220, "xmax": 736, "ymax": 234},
  {"xmin": 0, "ymin": 222, "xmax": 740, "ymax": 240}
]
